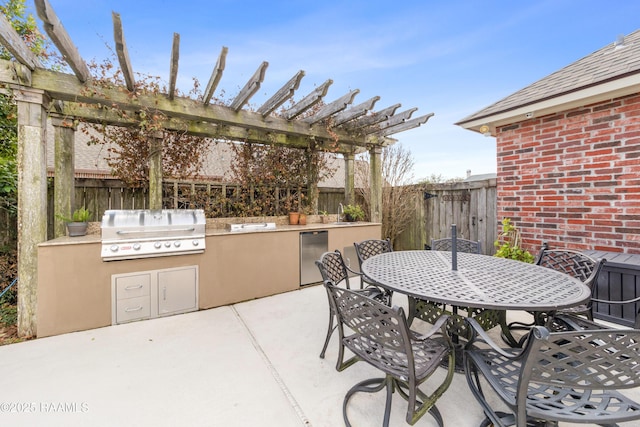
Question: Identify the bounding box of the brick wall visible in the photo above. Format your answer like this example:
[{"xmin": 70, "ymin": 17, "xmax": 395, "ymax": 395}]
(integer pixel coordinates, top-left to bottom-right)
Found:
[{"xmin": 496, "ymin": 93, "xmax": 640, "ymax": 254}]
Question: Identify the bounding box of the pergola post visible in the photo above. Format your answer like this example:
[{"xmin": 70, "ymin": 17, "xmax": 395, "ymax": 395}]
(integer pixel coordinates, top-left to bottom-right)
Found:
[
  {"xmin": 306, "ymin": 150, "xmax": 319, "ymax": 213},
  {"xmin": 51, "ymin": 114, "xmax": 76, "ymax": 238},
  {"xmin": 344, "ymin": 152, "xmax": 355, "ymax": 205},
  {"xmin": 369, "ymin": 146, "xmax": 382, "ymax": 223},
  {"xmin": 14, "ymin": 87, "xmax": 50, "ymax": 337},
  {"xmin": 149, "ymin": 132, "xmax": 163, "ymax": 209}
]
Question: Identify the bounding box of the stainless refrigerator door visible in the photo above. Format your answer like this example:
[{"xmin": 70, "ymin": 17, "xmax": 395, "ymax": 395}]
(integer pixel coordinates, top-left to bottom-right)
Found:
[{"xmin": 300, "ymin": 231, "xmax": 328, "ymax": 285}]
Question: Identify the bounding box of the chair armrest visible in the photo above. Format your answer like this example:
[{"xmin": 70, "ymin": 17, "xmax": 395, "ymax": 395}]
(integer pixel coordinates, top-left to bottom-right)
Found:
[
  {"xmin": 411, "ymin": 314, "xmax": 452, "ymax": 342},
  {"xmin": 464, "ymin": 317, "xmax": 524, "ymax": 359},
  {"xmin": 591, "ymin": 295, "xmax": 640, "ymax": 304},
  {"xmin": 343, "ymin": 261, "xmax": 362, "ymax": 278},
  {"xmin": 550, "ymin": 313, "xmax": 611, "ymax": 331}
]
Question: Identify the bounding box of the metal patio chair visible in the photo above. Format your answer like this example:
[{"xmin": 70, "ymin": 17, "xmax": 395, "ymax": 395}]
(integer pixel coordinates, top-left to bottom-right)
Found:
[
  {"xmin": 506, "ymin": 246, "xmax": 606, "ymax": 345},
  {"xmin": 536, "ymin": 246, "xmax": 605, "ymax": 320},
  {"xmin": 353, "ymin": 238, "xmax": 394, "ymax": 300},
  {"xmin": 464, "ymin": 317, "xmax": 640, "ymax": 427},
  {"xmin": 315, "ymin": 250, "xmax": 389, "ymax": 371},
  {"xmin": 325, "ymin": 281, "xmax": 455, "ymax": 427},
  {"xmin": 431, "ymin": 237, "xmax": 481, "ymax": 254}
]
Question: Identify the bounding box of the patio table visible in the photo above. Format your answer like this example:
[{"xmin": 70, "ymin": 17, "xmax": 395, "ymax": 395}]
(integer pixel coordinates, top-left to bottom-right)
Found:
[
  {"xmin": 361, "ymin": 249, "xmax": 592, "ymax": 363},
  {"xmin": 361, "ymin": 250, "xmax": 590, "ymax": 312}
]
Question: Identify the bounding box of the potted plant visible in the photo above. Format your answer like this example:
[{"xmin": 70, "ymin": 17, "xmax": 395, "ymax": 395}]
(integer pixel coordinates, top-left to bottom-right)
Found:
[
  {"xmin": 319, "ymin": 210, "xmax": 330, "ymax": 224},
  {"xmin": 298, "ymin": 206, "xmax": 313, "ymax": 226},
  {"xmin": 57, "ymin": 207, "xmax": 91, "ymax": 237},
  {"xmin": 342, "ymin": 204, "xmax": 365, "ymax": 222},
  {"xmin": 494, "ymin": 218, "xmax": 534, "ymax": 263},
  {"xmin": 288, "ymin": 211, "xmax": 300, "ymax": 225}
]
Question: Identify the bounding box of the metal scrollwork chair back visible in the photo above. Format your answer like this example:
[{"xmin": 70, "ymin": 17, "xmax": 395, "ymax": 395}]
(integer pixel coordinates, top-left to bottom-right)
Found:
[
  {"xmin": 505, "ymin": 247, "xmax": 606, "ymax": 346},
  {"xmin": 464, "ymin": 317, "xmax": 640, "ymax": 427},
  {"xmin": 325, "ymin": 282, "xmax": 455, "ymax": 427},
  {"xmin": 430, "ymin": 237, "xmax": 481, "ymax": 254},
  {"xmin": 315, "ymin": 250, "xmax": 388, "ymax": 371},
  {"xmin": 536, "ymin": 247, "xmax": 605, "ymax": 321},
  {"xmin": 353, "ymin": 238, "xmax": 394, "ymax": 301}
]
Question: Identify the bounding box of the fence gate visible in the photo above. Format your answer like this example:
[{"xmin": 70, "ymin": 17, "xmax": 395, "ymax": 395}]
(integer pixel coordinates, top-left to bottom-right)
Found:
[{"xmin": 395, "ymin": 179, "xmax": 497, "ymax": 254}]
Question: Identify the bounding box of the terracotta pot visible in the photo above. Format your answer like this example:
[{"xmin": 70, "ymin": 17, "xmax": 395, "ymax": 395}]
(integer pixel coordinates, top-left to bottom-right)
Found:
[
  {"xmin": 289, "ymin": 212, "xmax": 300, "ymax": 225},
  {"xmin": 298, "ymin": 213, "xmax": 307, "ymax": 225}
]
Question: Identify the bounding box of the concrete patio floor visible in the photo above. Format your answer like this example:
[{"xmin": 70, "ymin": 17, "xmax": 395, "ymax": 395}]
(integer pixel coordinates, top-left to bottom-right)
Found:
[{"xmin": 1, "ymin": 284, "xmax": 638, "ymax": 426}]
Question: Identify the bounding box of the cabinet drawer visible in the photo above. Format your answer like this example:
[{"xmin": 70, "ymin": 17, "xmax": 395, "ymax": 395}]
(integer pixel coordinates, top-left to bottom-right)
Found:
[
  {"xmin": 115, "ymin": 274, "xmax": 150, "ymax": 299},
  {"xmin": 116, "ymin": 296, "xmax": 150, "ymax": 323}
]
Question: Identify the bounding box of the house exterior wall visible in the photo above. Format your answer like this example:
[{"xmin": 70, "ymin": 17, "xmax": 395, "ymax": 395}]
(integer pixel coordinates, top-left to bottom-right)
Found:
[{"xmin": 496, "ymin": 93, "xmax": 640, "ymax": 254}]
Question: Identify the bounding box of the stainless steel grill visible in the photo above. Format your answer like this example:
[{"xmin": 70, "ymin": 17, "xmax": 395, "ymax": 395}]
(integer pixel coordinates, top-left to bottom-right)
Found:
[{"xmin": 101, "ymin": 209, "xmax": 206, "ymax": 261}]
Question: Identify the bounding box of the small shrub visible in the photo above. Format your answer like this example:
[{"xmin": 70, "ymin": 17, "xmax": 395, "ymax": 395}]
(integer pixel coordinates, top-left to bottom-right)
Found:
[
  {"xmin": 343, "ymin": 204, "xmax": 365, "ymax": 222},
  {"xmin": 56, "ymin": 207, "xmax": 91, "ymax": 223},
  {"xmin": 0, "ymin": 303, "xmax": 16, "ymax": 326},
  {"xmin": 494, "ymin": 218, "xmax": 534, "ymax": 263}
]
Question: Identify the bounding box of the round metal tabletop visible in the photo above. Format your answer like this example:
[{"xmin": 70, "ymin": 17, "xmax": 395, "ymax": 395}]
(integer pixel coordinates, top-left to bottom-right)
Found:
[{"xmin": 361, "ymin": 250, "xmax": 591, "ymax": 311}]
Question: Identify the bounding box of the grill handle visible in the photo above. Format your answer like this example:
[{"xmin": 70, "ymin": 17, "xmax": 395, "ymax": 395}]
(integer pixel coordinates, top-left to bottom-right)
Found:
[{"xmin": 116, "ymin": 227, "xmax": 196, "ymax": 235}]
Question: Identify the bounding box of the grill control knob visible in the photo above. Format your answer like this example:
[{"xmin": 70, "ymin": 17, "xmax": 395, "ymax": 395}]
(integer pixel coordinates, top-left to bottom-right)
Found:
[
  {"xmin": 174, "ymin": 241, "xmax": 181, "ymax": 248},
  {"xmin": 110, "ymin": 245, "xmax": 119, "ymax": 252},
  {"xmin": 154, "ymin": 242, "xmax": 162, "ymax": 249},
  {"xmin": 192, "ymin": 240, "xmax": 199, "ymax": 246},
  {"xmin": 164, "ymin": 242, "xmax": 171, "ymax": 248},
  {"xmin": 133, "ymin": 243, "xmax": 141, "ymax": 251}
]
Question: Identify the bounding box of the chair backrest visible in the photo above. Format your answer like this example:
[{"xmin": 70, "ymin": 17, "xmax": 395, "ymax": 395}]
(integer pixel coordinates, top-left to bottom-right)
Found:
[
  {"xmin": 315, "ymin": 250, "xmax": 351, "ymax": 289},
  {"xmin": 431, "ymin": 237, "xmax": 481, "ymax": 254},
  {"xmin": 323, "ymin": 281, "xmax": 414, "ymax": 373},
  {"xmin": 535, "ymin": 248, "xmax": 604, "ymax": 286},
  {"xmin": 519, "ymin": 326, "xmax": 640, "ymax": 409},
  {"xmin": 353, "ymin": 239, "xmax": 392, "ymax": 268}
]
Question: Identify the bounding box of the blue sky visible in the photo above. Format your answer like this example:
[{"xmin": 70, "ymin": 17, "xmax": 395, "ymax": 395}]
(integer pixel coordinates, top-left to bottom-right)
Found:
[{"xmin": 27, "ymin": 0, "xmax": 640, "ymax": 180}]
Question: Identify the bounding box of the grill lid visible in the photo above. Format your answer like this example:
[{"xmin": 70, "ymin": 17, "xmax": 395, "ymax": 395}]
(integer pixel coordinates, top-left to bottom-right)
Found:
[
  {"xmin": 101, "ymin": 209, "xmax": 206, "ymax": 241},
  {"xmin": 100, "ymin": 209, "xmax": 206, "ymax": 261}
]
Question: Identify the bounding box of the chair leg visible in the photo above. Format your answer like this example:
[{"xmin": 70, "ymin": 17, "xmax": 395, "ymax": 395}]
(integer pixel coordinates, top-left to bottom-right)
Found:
[
  {"xmin": 319, "ymin": 311, "xmax": 335, "ymax": 359},
  {"xmin": 343, "ymin": 377, "xmax": 391, "ymax": 427}
]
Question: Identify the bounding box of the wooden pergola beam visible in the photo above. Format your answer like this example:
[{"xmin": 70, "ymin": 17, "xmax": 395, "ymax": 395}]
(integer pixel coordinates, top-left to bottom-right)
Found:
[
  {"xmin": 283, "ymin": 79, "xmax": 332, "ymax": 120},
  {"xmin": 0, "ymin": 13, "xmax": 43, "ymax": 70},
  {"xmin": 203, "ymin": 46, "xmax": 227, "ymax": 105},
  {"xmin": 376, "ymin": 113, "xmax": 434, "ymax": 138},
  {"xmin": 15, "ymin": 64, "xmax": 372, "ymax": 144},
  {"xmin": 302, "ymin": 89, "xmax": 359, "ymax": 125},
  {"xmin": 333, "ymin": 96, "xmax": 379, "ymax": 126},
  {"xmin": 168, "ymin": 33, "xmax": 179, "ymax": 100},
  {"xmin": 229, "ymin": 61, "xmax": 268, "ymax": 111},
  {"xmin": 347, "ymin": 103, "xmax": 401, "ymax": 129},
  {"xmin": 34, "ymin": 0, "xmax": 90, "ymax": 82},
  {"xmin": 112, "ymin": 12, "xmax": 135, "ymax": 92},
  {"xmin": 257, "ymin": 70, "xmax": 305, "ymax": 117},
  {"xmin": 362, "ymin": 107, "xmax": 417, "ymax": 135},
  {"xmin": 61, "ymin": 101, "xmax": 361, "ymax": 153}
]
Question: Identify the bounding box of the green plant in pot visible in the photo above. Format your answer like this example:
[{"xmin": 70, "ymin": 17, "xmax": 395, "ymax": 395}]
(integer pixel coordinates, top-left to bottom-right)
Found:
[
  {"xmin": 57, "ymin": 207, "xmax": 91, "ymax": 237},
  {"xmin": 342, "ymin": 204, "xmax": 365, "ymax": 222},
  {"xmin": 494, "ymin": 217, "xmax": 534, "ymax": 263}
]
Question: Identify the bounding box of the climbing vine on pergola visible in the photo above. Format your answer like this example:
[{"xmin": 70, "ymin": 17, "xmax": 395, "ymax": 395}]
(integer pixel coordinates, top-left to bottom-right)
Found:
[{"xmin": 0, "ymin": 0, "xmax": 433, "ymax": 337}]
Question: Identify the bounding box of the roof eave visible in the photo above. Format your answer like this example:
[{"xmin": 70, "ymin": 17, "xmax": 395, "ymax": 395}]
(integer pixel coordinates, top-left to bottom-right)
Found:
[{"xmin": 456, "ymin": 73, "xmax": 640, "ymax": 136}]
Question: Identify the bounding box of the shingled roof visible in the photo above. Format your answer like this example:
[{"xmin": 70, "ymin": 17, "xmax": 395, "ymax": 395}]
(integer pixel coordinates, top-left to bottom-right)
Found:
[{"xmin": 457, "ymin": 28, "xmax": 640, "ymax": 132}]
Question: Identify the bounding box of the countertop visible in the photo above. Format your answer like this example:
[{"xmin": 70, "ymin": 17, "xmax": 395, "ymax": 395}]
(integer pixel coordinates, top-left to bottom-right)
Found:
[{"xmin": 39, "ymin": 221, "xmax": 380, "ymax": 246}]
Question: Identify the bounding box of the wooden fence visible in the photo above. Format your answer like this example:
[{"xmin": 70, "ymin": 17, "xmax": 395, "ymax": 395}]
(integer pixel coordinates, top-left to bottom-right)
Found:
[
  {"xmin": 4, "ymin": 178, "xmax": 498, "ymax": 249},
  {"xmin": 394, "ymin": 178, "xmax": 498, "ymax": 254}
]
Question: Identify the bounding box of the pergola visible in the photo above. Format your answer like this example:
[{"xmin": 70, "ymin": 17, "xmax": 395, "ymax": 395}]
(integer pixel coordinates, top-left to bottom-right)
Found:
[{"xmin": 0, "ymin": 0, "xmax": 433, "ymax": 336}]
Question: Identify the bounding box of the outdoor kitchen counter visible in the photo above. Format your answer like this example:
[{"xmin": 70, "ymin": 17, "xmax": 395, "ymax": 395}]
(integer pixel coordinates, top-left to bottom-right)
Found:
[
  {"xmin": 39, "ymin": 220, "xmax": 377, "ymax": 241},
  {"xmin": 36, "ymin": 221, "xmax": 381, "ymax": 337}
]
